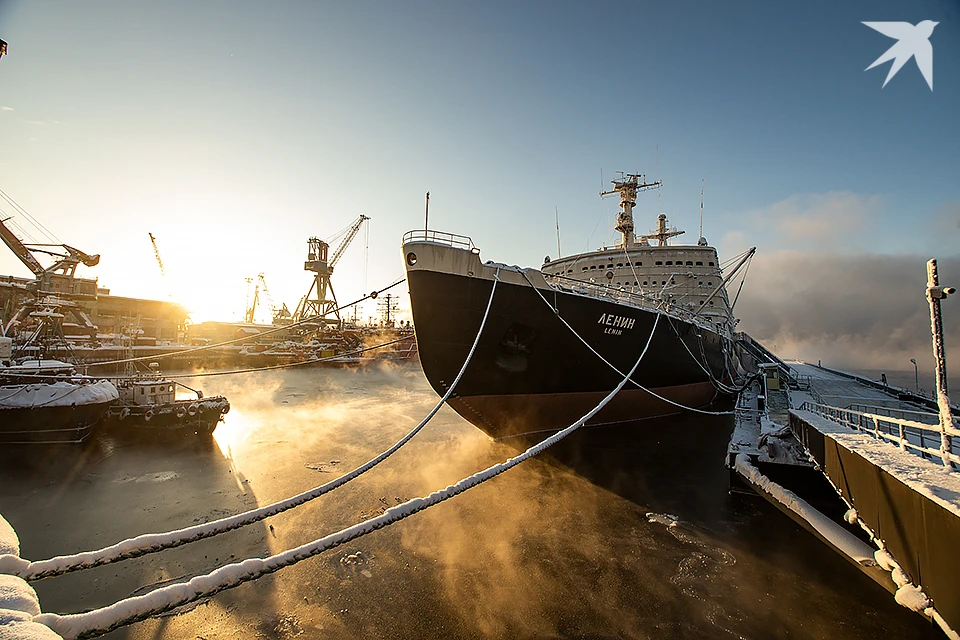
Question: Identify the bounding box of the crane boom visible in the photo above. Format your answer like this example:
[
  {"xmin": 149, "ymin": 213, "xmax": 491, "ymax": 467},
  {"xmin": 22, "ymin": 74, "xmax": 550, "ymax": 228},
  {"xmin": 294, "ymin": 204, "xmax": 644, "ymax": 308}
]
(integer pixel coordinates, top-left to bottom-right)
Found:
[
  {"xmin": 0, "ymin": 217, "xmax": 46, "ymax": 276},
  {"xmin": 328, "ymin": 215, "xmax": 370, "ymax": 270},
  {"xmin": 148, "ymin": 233, "xmax": 166, "ymax": 277}
]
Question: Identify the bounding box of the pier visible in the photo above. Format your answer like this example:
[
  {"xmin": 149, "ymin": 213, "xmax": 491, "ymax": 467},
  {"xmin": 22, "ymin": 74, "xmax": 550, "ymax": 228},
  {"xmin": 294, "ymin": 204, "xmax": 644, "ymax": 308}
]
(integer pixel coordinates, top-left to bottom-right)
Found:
[{"xmin": 731, "ymin": 358, "xmax": 960, "ymax": 638}]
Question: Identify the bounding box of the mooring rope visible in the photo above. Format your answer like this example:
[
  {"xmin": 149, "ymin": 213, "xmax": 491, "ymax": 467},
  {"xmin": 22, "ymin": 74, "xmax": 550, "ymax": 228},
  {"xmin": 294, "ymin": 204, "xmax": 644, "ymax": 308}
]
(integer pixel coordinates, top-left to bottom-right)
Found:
[
  {"xmin": 35, "ymin": 298, "xmax": 661, "ymax": 640},
  {"xmin": 7, "ymin": 273, "xmax": 500, "ymax": 582},
  {"xmin": 161, "ymin": 336, "xmax": 409, "ymax": 379},
  {"xmin": 516, "ymin": 268, "xmax": 735, "ymax": 416},
  {"xmin": 88, "ymin": 278, "xmax": 407, "ymax": 367}
]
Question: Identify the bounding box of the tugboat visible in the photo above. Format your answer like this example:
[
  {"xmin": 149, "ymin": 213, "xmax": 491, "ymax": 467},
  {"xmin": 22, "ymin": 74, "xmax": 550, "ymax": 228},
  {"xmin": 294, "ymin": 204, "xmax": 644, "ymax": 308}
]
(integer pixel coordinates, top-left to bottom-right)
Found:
[
  {"xmin": 402, "ymin": 172, "xmax": 756, "ymax": 449},
  {"xmin": 101, "ymin": 363, "xmax": 229, "ymax": 436}
]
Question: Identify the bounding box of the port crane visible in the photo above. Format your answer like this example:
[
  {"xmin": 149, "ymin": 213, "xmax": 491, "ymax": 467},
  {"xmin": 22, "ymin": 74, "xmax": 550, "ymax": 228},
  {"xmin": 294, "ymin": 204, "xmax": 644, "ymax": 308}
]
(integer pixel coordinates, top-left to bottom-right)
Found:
[
  {"xmin": 0, "ymin": 200, "xmax": 101, "ymax": 338},
  {"xmin": 244, "ymin": 272, "xmax": 275, "ymax": 324},
  {"xmin": 294, "ymin": 214, "xmax": 370, "ymax": 327}
]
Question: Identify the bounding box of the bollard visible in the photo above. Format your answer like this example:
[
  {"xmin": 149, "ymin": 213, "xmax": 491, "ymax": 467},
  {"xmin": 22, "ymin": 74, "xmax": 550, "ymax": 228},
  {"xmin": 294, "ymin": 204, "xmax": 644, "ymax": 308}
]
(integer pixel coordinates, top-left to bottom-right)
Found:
[{"xmin": 0, "ymin": 513, "xmax": 63, "ymax": 639}]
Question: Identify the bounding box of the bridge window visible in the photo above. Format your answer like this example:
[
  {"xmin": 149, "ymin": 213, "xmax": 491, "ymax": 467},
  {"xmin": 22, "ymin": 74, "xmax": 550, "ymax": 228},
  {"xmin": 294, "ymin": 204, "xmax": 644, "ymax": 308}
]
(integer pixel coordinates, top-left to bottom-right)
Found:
[
  {"xmin": 655, "ymin": 261, "xmax": 663, "ymax": 266},
  {"xmin": 709, "ymin": 262, "xmax": 715, "ymax": 266},
  {"xmin": 686, "ymin": 261, "xmax": 693, "ymax": 266},
  {"xmin": 666, "ymin": 261, "xmax": 673, "ymax": 265},
  {"xmin": 635, "ymin": 261, "xmax": 642, "ymax": 266},
  {"xmin": 590, "ymin": 265, "xmax": 596, "ymax": 270},
  {"xmin": 696, "ymin": 261, "xmax": 703, "ymax": 266}
]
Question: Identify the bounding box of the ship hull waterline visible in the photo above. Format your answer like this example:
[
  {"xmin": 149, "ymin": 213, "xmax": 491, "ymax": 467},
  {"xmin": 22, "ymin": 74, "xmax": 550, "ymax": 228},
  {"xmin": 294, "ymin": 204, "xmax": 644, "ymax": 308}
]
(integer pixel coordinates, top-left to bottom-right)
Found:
[{"xmin": 406, "ymin": 263, "xmax": 734, "ymax": 443}]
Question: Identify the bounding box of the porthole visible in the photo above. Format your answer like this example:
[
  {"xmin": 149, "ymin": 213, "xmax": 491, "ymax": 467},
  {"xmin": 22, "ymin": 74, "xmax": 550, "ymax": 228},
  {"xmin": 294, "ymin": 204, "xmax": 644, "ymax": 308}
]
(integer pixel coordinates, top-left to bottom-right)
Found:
[{"xmin": 406, "ymin": 252, "xmax": 418, "ymax": 266}]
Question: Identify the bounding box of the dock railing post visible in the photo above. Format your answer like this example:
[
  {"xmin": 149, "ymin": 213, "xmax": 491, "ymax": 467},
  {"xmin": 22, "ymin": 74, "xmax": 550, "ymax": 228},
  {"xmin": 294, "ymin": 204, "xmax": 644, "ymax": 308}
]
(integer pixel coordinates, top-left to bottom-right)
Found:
[{"xmin": 925, "ymin": 258, "xmax": 956, "ymax": 470}]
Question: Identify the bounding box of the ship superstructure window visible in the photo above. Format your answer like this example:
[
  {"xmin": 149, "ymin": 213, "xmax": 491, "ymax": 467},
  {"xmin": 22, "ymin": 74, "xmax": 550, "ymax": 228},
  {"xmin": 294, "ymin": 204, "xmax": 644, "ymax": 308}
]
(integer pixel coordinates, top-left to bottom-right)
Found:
[
  {"xmin": 607, "ymin": 263, "xmax": 613, "ymax": 268},
  {"xmin": 666, "ymin": 261, "xmax": 673, "ymax": 265},
  {"xmin": 617, "ymin": 263, "xmax": 623, "ymax": 268},
  {"xmin": 582, "ymin": 267, "xmax": 588, "ymax": 272},
  {"xmin": 655, "ymin": 261, "xmax": 663, "ymax": 266},
  {"xmin": 709, "ymin": 262, "xmax": 715, "ymax": 266},
  {"xmin": 635, "ymin": 261, "xmax": 642, "ymax": 266},
  {"xmin": 686, "ymin": 261, "xmax": 693, "ymax": 266},
  {"xmin": 696, "ymin": 261, "xmax": 703, "ymax": 266},
  {"xmin": 590, "ymin": 265, "xmax": 596, "ymax": 270}
]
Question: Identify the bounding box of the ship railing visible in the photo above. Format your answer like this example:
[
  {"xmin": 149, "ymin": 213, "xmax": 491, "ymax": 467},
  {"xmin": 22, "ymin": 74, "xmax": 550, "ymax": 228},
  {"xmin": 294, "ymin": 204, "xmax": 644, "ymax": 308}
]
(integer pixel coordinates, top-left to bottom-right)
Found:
[
  {"xmin": 542, "ymin": 272, "xmax": 727, "ymax": 331},
  {"xmin": 798, "ymin": 400, "xmax": 960, "ymax": 467},
  {"xmin": 402, "ymin": 229, "xmax": 476, "ymax": 251}
]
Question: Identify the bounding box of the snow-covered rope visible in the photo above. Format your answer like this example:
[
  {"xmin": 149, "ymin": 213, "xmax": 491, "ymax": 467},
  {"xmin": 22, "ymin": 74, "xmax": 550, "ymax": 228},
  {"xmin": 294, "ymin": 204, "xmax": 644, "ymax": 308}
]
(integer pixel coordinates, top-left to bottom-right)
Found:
[
  {"xmin": 88, "ymin": 279, "xmax": 406, "ymax": 367},
  {"xmin": 35, "ymin": 304, "xmax": 661, "ymax": 640},
  {"xmin": 517, "ymin": 269, "xmax": 734, "ymax": 416},
  {"xmin": 4, "ymin": 274, "xmax": 500, "ymax": 583}
]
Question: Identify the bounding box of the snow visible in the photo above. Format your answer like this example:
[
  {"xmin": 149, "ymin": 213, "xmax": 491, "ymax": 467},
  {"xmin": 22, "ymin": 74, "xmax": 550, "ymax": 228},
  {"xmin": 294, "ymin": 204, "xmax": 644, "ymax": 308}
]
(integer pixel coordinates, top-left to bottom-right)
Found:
[
  {"xmin": 0, "ymin": 380, "xmax": 118, "ymax": 409},
  {"xmin": 893, "ymin": 582, "xmax": 929, "ymax": 611},
  {"xmin": 791, "ymin": 409, "xmax": 960, "ymax": 519},
  {"xmin": 0, "ymin": 576, "xmax": 39, "ymax": 617},
  {"xmin": 843, "ymin": 508, "xmax": 859, "ymax": 525},
  {"xmin": 0, "ymin": 517, "xmax": 17, "ymax": 557},
  {"xmin": 0, "ymin": 618, "xmax": 63, "ymax": 640},
  {"xmin": 734, "ymin": 454, "xmax": 878, "ymax": 566}
]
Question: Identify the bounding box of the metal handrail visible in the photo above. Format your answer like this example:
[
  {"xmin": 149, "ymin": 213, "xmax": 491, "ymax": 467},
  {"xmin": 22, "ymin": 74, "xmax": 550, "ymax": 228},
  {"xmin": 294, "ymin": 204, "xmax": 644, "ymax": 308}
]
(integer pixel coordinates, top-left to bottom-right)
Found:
[
  {"xmin": 541, "ymin": 272, "xmax": 728, "ymax": 332},
  {"xmin": 799, "ymin": 401, "xmax": 959, "ymax": 467},
  {"xmin": 402, "ymin": 229, "xmax": 476, "ymax": 251},
  {"xmin": 847, "ymin": 403, "xmax": 957, "ymax": 427}
]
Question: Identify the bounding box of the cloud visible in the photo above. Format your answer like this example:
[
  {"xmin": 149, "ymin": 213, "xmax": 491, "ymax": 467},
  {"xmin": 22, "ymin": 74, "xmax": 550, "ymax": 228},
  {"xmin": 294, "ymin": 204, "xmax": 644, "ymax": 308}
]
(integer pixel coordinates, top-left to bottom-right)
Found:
[
  {"xmin": 934, "ymin": 201, "xmax": 960, "ymax": 237},
  {"xmin": 735, "ymin": 251, "xmax": 960, "ymax": 374},
  {"xmin": 0, "ymin": 106, "xmax": 12, "ymax": 111},
  {"xmin": 747, "ymin": 191, "xmax": 882, "ymax": 241}
]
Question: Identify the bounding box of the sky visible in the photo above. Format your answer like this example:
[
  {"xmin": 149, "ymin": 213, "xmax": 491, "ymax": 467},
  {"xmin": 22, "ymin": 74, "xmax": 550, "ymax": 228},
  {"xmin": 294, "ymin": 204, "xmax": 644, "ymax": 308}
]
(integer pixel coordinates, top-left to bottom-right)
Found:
[{"xmin": 0, "ymin": 0, "xmax": 958, "ymax": 375}]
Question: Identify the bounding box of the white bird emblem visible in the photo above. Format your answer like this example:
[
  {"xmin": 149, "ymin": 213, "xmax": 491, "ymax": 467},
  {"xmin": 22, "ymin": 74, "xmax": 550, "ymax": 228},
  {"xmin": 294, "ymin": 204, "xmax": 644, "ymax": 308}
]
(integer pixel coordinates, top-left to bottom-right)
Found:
[{"xmin": 863, "ymin": 20, "xmax": 937, "ymax": 90}]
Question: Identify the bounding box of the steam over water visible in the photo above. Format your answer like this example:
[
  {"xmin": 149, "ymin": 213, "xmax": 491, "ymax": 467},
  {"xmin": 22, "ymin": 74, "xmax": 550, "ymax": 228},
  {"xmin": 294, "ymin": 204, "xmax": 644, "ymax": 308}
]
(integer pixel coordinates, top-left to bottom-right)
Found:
[{"xmin": 0, "ymin": 364, "xmax": 942, "ymax": 639}]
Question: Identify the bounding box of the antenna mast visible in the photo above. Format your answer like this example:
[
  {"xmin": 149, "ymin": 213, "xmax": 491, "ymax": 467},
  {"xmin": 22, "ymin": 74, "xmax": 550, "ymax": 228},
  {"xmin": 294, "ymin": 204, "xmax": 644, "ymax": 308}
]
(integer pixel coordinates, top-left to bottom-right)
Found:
[
  {"xmin": 599, "ymin": 172, "xmax": 662, "ymax": 248},
  {"xmin": 555, "ymin": 206, "xmax": 561, "ymax": 258},
  {"xmin": 700, "ymin": 180, "xmax": 704, "ymax": 238}
]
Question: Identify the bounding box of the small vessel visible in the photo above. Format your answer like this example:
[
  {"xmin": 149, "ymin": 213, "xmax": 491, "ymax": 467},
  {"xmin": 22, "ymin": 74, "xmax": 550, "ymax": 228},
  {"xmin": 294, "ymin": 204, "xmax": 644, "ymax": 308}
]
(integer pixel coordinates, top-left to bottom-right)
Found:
[
  {"xmin": 101, "ymin": 364, "xmax": 230, "ymax": 436},
  {"xmin": 402, "ymin": 173, "xmax": 755, "ymax": 446},
  {"xmin": 0, "ymin": 339, "xmax": 119, "ymax": 444}
]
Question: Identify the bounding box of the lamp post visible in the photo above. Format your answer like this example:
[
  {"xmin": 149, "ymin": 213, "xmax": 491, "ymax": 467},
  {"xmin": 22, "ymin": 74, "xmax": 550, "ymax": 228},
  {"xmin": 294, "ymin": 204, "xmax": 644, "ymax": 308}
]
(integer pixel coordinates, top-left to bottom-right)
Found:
[
  {"xmin": 910, "ymin": 358, "xmax": 919, "ymax": 392},
  {"xmin": 925, "ymin": 258, "xmax": 956, "ymax": 469}
]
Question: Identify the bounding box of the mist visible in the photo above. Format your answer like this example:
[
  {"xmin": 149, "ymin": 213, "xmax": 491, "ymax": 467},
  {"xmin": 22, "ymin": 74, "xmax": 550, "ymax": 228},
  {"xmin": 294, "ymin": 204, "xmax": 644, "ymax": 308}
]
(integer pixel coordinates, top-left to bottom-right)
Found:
[{"xmin": 734, "ymin": 251, "xmax": 960, "ymax": 376}]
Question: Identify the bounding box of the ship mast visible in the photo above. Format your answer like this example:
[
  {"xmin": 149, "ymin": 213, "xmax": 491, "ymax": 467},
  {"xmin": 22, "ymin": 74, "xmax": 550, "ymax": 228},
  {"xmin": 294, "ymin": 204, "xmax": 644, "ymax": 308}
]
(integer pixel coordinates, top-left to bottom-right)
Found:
[{"xmin": 599, "ymin": 173, "xmax": 662, "ymax": 247}]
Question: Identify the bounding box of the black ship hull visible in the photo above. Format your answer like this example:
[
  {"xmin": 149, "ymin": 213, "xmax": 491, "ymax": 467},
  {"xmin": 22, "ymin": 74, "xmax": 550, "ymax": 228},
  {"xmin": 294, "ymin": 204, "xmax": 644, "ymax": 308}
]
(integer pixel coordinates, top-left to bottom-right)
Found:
[
  {"xmin": 406, "ymin": 249, "xmax": 736, "ymax": 442},
  {"xmin": 0, "ymin": 401, "xmax": 114, "ymax": 444}
]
